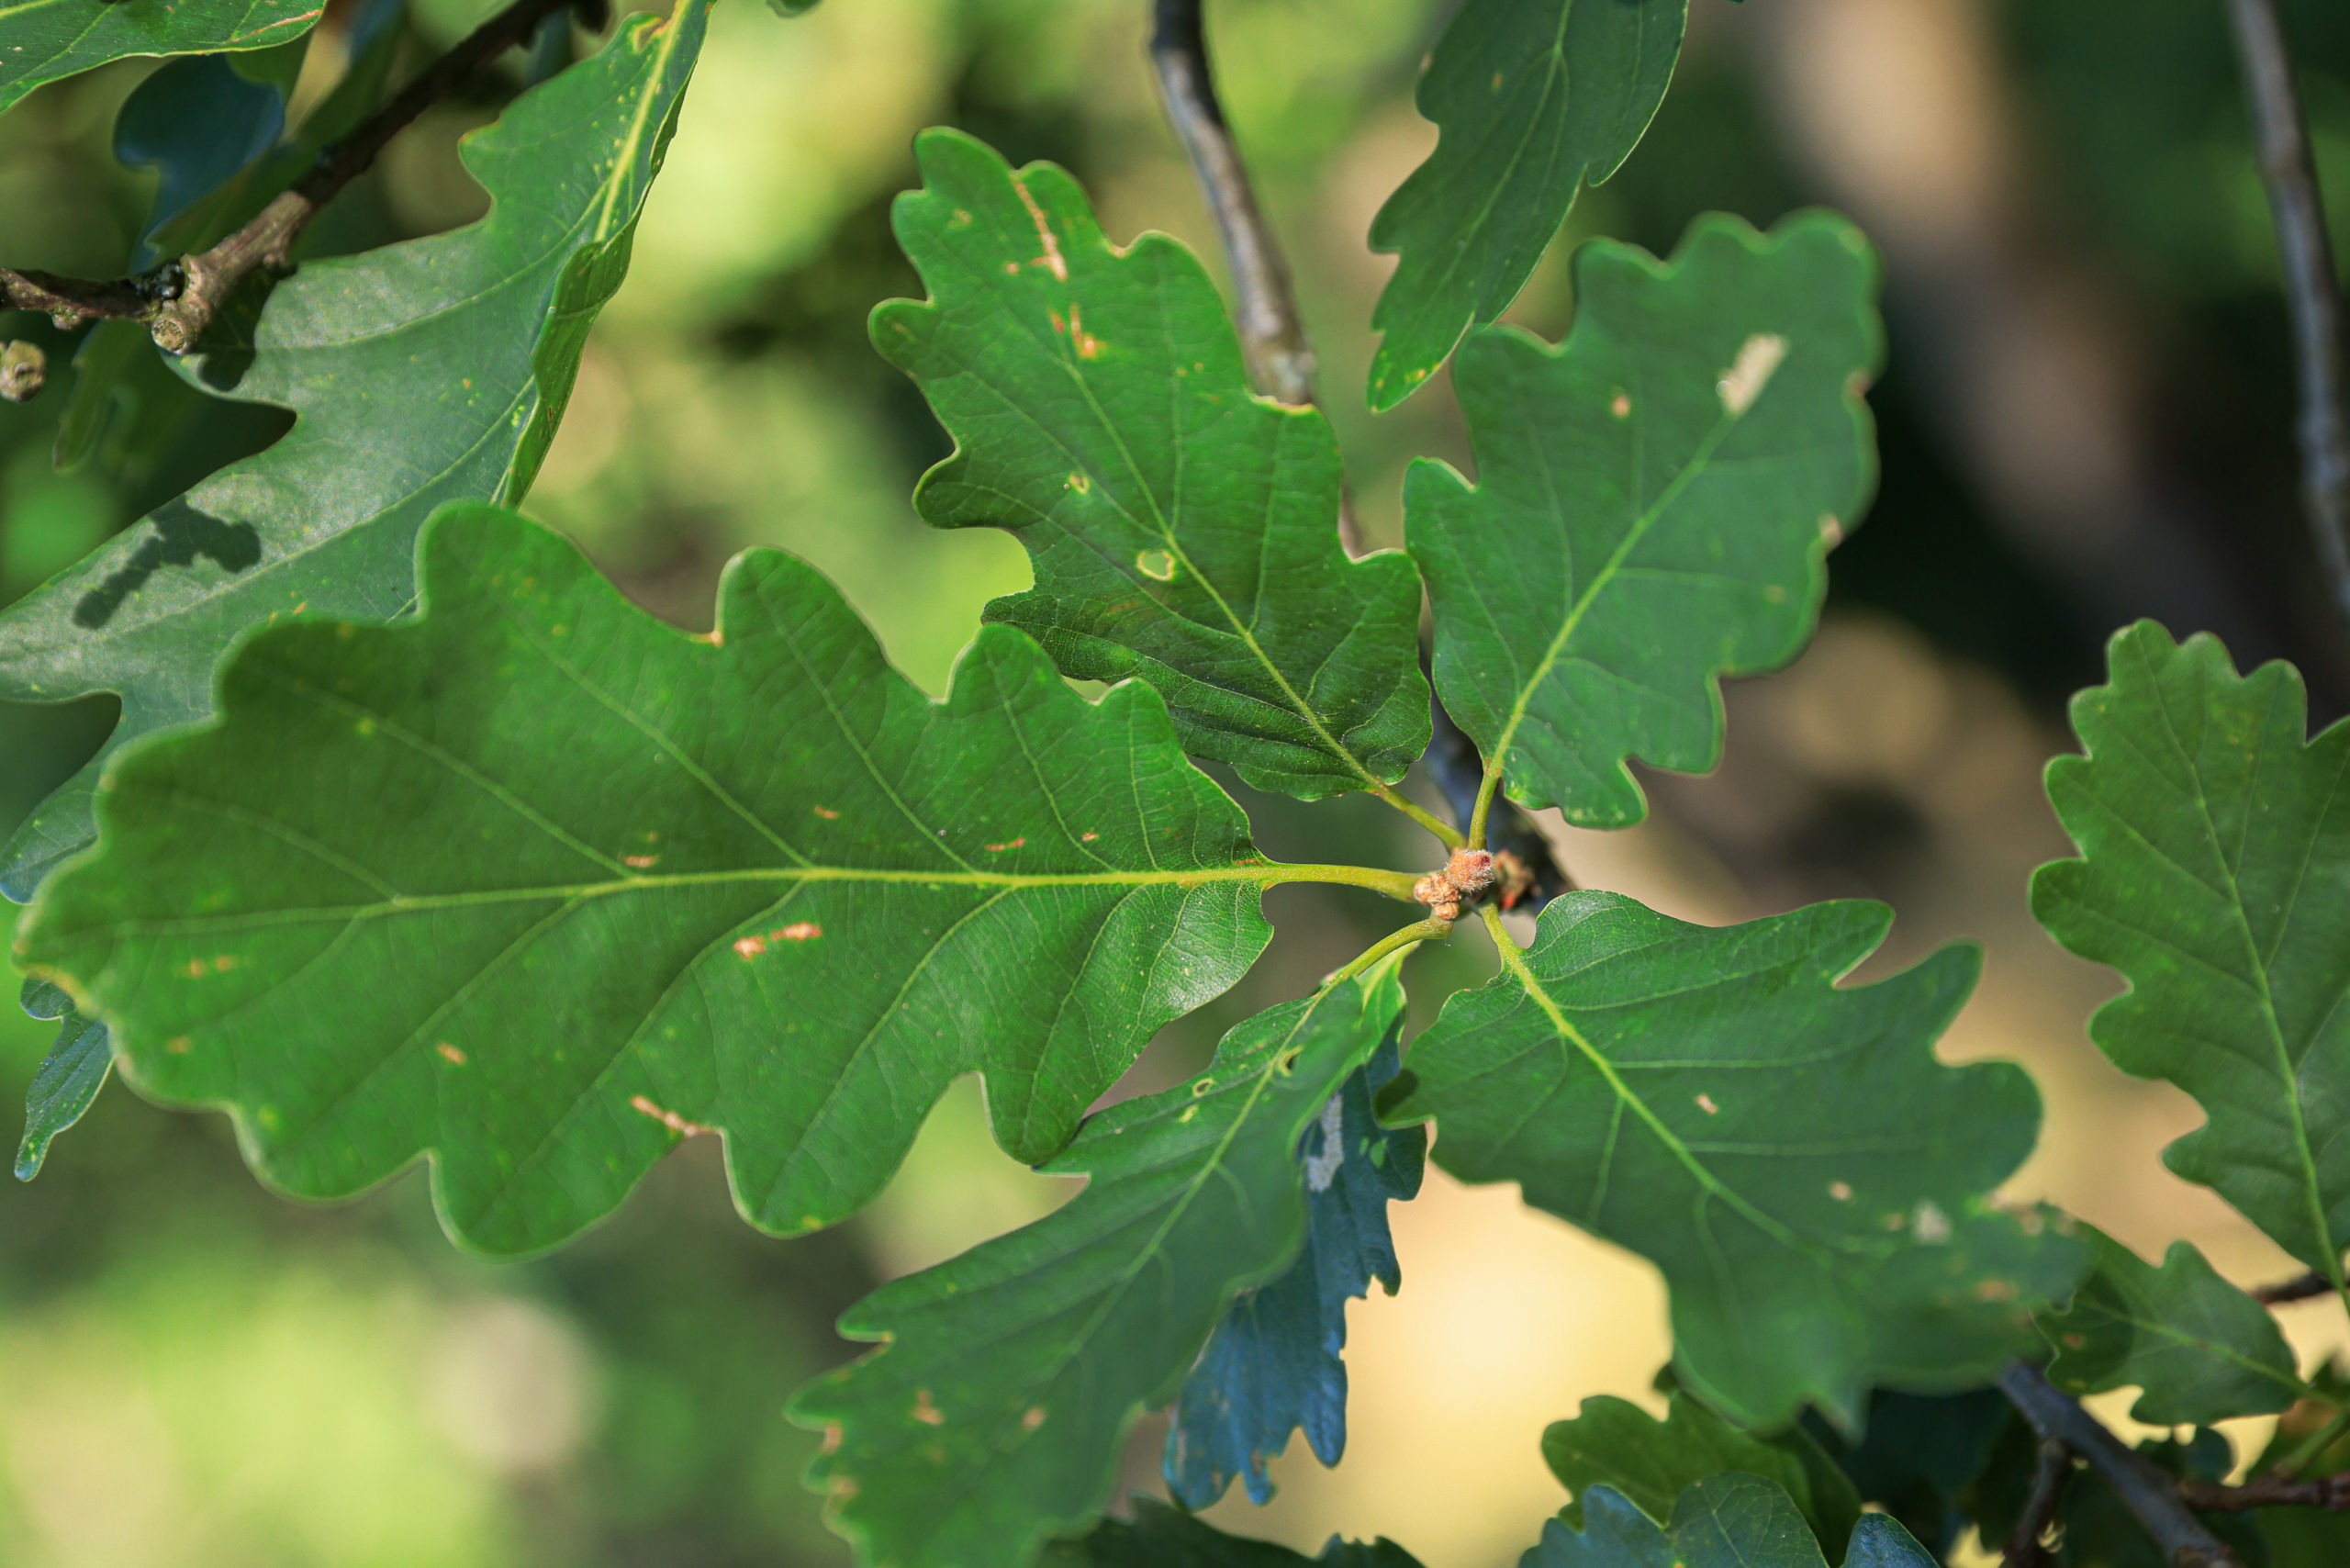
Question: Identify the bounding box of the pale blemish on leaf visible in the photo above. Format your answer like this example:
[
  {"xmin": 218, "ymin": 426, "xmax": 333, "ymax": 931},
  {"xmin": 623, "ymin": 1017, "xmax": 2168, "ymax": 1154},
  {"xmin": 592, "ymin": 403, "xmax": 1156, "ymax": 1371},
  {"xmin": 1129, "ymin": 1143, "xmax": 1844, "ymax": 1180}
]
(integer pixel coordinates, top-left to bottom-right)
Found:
[
  {"xmin": 1828, "ymin": 1181, "xmax": 1852, "ymax": 1202},
  {"xmin": 912, "ymin": 1389, "xmax": 946, "ymax": 1425},
  {"xmin": 812, "ymin": 805, "xmax": 840, "ymax": 819},
  {"xmin": 1067, "ymin": 472, "xmax": 1091, "ymax": 494},
  {"xmin": 622, "ymin": 854, "xmax": 658, "ymax": 868},
  {"xmin": 1912, "ymin": 1200, "xmax": 1953, "ymax": 1244},
  {"xmin": 630, "ymin": 1094, "xmax": 710, "ymax": 1137},
  {"xmin": 437, "ymin": 1042, "xmax": 467, "ymax": 1065},
  {"xmin": 1022, "ymin": 1406, "xmax": 1047, "ymax": 1431},
  {"xmin": 1717, "ymin": 332, "xmax": 1789, "ymax": 418},
  {"xmin": 1304, "ymin": 1094, "xmax": 1346, "ymax": 1191},
  {"xmin": 1136, "ymin": 550, "xmax": 1175, "ymax": 581},
  {"xmin": 1009, "ymin": 175, "xmax": 1069, "ymax": 282},
  {"xmin": 1694, "ymin": 1092, "xmax": 1719, "ymax": 1115},
  {"xmin": 1609, "ymin": 390, "xmax": 1631, "ymax": 419},
  {"xmin": 1820, "ymin": 513, "xmax": 1845, "ymax": 547}
]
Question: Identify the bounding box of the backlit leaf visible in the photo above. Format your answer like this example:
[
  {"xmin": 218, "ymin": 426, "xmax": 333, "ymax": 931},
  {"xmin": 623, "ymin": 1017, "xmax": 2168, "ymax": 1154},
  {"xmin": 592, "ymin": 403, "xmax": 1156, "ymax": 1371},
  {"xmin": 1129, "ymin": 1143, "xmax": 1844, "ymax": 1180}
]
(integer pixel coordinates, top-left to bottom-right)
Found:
[
  {"xmin": 0, "ymin": 0, "xmax": 711, "ymax": 900},
  {"xmin": 2033, "ymin": 622, "xmax": 2350, "ymax": 1275},
  {"xmin": 14, "ymin": 505, "xmax": 1355, "ymax": 1254},
  {"xmin": 0, "ymin": 0, "xmax": 319, "ymax": 118},
  {"xmin": 2039, "ymin": 1226, "xmax": 2301, "ymax": 1426},
  {"xmin": 792, "ymin": 962, "xmax": 1407, "ymax": 1568},
  {"xmin": 877, "ymin": 129, "xmax": 1429, "ymax": 801},
  {"xmin": 1164, "ymin": 1022, "xmax": 1425, "ymax": 1506},
  {"xmin": 1409, "ymin": 213, "xmax": 1879, "ymax": 827},
  {"xmin": 1364, "ymin": 0, "xmax": 1686, "ymax": 410},
  {"xmin": 1393, "ymin": 893, "xmax": 2083, "ymax": 1428}
]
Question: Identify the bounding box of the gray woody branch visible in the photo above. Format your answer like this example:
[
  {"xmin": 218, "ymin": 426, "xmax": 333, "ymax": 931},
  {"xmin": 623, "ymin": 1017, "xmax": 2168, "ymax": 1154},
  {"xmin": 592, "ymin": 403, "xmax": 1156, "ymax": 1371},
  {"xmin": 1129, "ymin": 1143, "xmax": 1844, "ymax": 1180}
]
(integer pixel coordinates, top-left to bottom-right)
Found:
[
  {"xmin": 1, "ymin": 0, "xmax": 602, "ymax": 361},
  {"xmin": 2221, "ymin": 0, "xmax": 2350, "ymax": 631}
]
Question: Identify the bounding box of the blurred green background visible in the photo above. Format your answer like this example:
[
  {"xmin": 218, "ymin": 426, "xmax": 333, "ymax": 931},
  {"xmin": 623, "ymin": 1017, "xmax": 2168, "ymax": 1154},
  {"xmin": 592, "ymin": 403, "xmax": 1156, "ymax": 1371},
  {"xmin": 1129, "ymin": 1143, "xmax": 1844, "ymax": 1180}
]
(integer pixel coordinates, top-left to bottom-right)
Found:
[{"xmin": 2, "ymin": 0, "xmax": 2348, "ymax": 1563}]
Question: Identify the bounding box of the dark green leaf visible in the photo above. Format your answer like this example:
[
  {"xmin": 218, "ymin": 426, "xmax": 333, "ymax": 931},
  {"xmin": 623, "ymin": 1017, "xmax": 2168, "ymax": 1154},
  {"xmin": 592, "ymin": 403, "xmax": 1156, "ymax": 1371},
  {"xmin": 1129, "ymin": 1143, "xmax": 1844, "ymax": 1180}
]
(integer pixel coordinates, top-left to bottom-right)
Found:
[
  {"xmin": 2034, "ymin": 622, "xmax": 2350, "ymax": 1275},
  {"xmin": 1364, "ymin": 0, "xmax": 1686, "ymax": 409},
  {"xmin": 1165, "ymin": 1024, "xmax": 1424, "ymax": 1507},
  {"xmin": 877, "ymin": 129, "xmax": 1429, "ymax": 801},
  {"xmin": 15, "ymin": 976, "xmax": 108, "ymax": 1180},
  {"xmin": 0, "ymin": 0, "xmax": 319, "ymax": 118},
  {"xmin": 791, "ymin": 963, "xmax": 1408, "ymax": 1568},
  {"xmin": 1393, "ymin": 892, "xmax": 2083, "ymax": 1428},
  {"xmin": 1800, "ymin": 1387, "xmax": 2013, "ymax": 1555},
  {"xmin": 1410, "ymin": 213, "xmax": 1880, "ymax": 827},
  {"xmin": 1540, "ymin": 1393, "xmax": 1858, "ymax": 1554},
  {"xmin": 2039, "ymin": 1225, "xmax": 2302, "ymax": 1425},
  {"xmin": 12, "ymin": 504, "xmax": 1355, "ymax": 1254},
  {"xmin": 1043, "ymin": 1498, "xmax": 1420, "ymax": 1568},
  {"xmin": 1526, "ymin": 1474, "xmax": 1934, "ymax": 1568},
  {"xmin": 0, "ymin": 0, "xmax": 710, "ymax": 901}
]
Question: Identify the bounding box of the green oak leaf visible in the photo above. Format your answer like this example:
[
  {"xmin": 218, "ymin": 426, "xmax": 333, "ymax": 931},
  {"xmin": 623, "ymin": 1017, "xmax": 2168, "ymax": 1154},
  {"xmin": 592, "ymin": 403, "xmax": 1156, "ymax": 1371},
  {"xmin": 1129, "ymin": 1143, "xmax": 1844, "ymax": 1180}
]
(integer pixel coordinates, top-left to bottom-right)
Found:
[
  {"xmin": 1393, "ymin": 892, "xmax": 2083, "ymax": 1429},
  {"xmin": 14, "ymin": 504, "xmax": 1332, "ymax": 1255},
  {"xmin": 1045, "ymin": 1498, "xmax": 1419, "ymax": 1568},
  {"xmin": 1409, "ymin": 212, "xmax": 1881, "ymax": 827},
  {"xmin": 1528, "ymin": 1474, "xmax": 1934, "ymax": 1568},
  {"xmin": 791, "ymin": 962, "xmax": 1406, "ymax": 1568},
  {"xmin": 0, "ymin": 0, "xmax": 711, "ymax": 902},
  {"xmin": 15, "ymin": 978, "xmax": 108, "ymax": 1180},
  {"xmin": 2038, "ymin": 1225, "xmax": 2301, "ymax": 1426},
  {"xmin": 56, "ymin": 0, "xmax": 409, "ymax": 474},
  {"xmin": 876, "ymin": 129, "xmax": 1429, "ymax": 802},
  {"xmin": 1542, "ymin": 1393, "xmax": 1859, "ymax": 1554},
  {"xmin": 1363, "ymin": 0, "xmax": 1687, "ymax": 410},
  {"xmin": 2034, "ymin": 622, "xmax": 2350, "ymax": 1274},
  {"xmin": 0, "ymin": 0, "xmax": 319, "ymax": 118}
]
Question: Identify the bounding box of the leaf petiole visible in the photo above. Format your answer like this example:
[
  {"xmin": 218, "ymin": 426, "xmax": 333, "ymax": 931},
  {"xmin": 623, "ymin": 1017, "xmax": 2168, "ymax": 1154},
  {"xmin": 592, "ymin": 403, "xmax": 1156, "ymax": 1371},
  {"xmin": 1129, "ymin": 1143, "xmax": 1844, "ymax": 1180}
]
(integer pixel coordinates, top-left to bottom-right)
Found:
[
  {"xmin": 1369, "ymin": 782, "xmax": 1465, "ymax": 849},
  {"xmin": 1324, "ymin": 916, "xmax": 1456, "ymax": 989}
]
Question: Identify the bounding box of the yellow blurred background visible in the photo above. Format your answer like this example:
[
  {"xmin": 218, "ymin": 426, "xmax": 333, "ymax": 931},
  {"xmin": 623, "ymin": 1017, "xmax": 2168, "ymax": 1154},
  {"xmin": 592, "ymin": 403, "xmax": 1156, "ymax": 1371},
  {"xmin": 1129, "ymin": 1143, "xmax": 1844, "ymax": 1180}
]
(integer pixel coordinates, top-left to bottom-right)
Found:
[{"xmin": 3, "ymin": 0, "xmax": 2349, "ymax": 1563}]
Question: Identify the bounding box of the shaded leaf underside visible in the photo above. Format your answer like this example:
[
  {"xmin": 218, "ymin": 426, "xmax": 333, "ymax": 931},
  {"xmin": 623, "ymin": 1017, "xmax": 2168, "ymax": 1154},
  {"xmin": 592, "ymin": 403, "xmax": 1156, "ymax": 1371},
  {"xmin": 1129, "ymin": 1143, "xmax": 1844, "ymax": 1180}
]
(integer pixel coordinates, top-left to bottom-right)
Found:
[
  {"xmin": 18, "ymin": 507, "xmax": 1298, "ymax": 1255},
  {"xmin": 1164, "ymin": 1018, "xmax": 1425, "ymax": 1507}
]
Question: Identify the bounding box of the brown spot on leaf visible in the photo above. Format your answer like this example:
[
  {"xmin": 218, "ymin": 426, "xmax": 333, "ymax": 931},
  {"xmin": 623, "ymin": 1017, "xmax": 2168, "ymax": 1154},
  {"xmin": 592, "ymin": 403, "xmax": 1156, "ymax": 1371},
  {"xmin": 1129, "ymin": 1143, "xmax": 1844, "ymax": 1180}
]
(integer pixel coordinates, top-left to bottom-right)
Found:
[
  {"xmin": 437, "ymin": 1042, "xmax": 467, "ymax": 1065},
  {"xmin": 985, "ymin": 837, "xmax": 1027, "ymax": 852},
  {"xmin": 912, "ymin": 1389, "xmax": 946, "ymax": 1425},
  {"xmin": 1695, "ymin": 1093, "xmax": 1720, "ymax": 1115},
  {"xmin": 812, "ymin": 806, "xmax": 840, "ymax": 820},
  {"xmin": 623, "ymin": 855, "xmax": 658, "ymax": 868},
  {"xmin": 1010, "ymin": 175, "xmax": 1069, "ymax": 281},
  {"xmin": 1022, "ymin": 1406, "xmax": 1047, "ymax": 1431},
  {"xmin": 774, "ymin": 923, "xmax": 822, "ymax": 942},
  {"xmin": 733, "ymin": 935, "xmax": 767, "ymax": 959}
]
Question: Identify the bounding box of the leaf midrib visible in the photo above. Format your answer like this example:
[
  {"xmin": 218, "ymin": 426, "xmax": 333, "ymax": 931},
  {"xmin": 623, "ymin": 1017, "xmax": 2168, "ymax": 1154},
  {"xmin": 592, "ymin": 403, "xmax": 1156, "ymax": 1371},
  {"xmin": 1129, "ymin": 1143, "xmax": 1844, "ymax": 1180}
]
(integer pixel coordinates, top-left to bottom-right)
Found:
[
  {"xmin": 2141, "ymin": 638, "xmax": 2344, "ymax": 1283},
  {"xmin": 939, "ymin": 183, "xmax": 1393, "ymax": 794},
  {"xmin": 893, "ymin": 988, "xmax": 1339, "ymax": 1552},
  {"xmin": 1477, "ymin": 402, "xmax": 1742, "ymax": 818}
]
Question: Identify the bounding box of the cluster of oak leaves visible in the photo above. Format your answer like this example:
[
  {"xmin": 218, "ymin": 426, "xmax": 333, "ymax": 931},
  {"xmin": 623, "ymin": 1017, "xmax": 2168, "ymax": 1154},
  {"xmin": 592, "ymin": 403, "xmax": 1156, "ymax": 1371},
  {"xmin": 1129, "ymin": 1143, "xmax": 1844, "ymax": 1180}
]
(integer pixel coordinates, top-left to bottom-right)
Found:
[{"xmin": 4, "ymin": 2, "xmax": 2348, "ymax": 1567}]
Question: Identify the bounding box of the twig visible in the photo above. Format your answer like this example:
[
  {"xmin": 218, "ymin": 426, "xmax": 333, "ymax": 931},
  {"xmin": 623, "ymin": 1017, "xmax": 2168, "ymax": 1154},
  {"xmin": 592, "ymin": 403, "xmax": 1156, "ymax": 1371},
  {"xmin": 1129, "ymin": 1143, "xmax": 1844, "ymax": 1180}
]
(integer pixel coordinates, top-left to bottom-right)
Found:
[
  {"xmin": 1148, "ymin": 0, "xmax": 1315, "ymax": 409},
  {"xmin": 2254, "ymin": 1268, "xmax": 2337, "ymax": 1305},
  {"xmin": 2221, "ymin": 0, "xmax": 2350, "ymax": 632},
  {"xmin": 2004, "ymin": 1438, "xmax": 2074, "ymax": 1567},
  {"xmin": 0, "ymin": 0, "xmax": 600, "ymax": 354},
  {"xmin": 1996, "ymin": 1361, "xmax": 2240, "ymax": 1567},
  {"xmin": 2178, "ymin": 1470, "xmax": 2350, "ymax": 1513}
]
